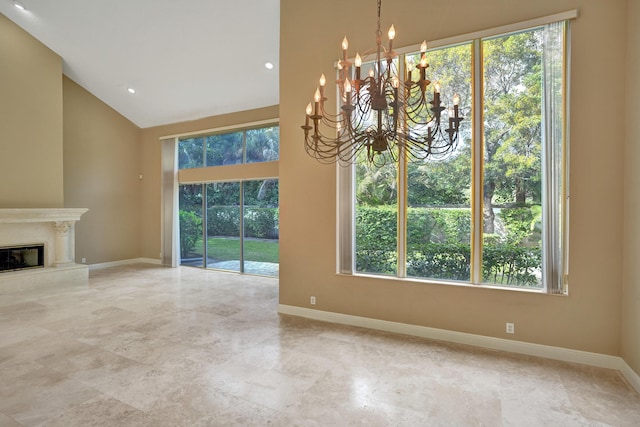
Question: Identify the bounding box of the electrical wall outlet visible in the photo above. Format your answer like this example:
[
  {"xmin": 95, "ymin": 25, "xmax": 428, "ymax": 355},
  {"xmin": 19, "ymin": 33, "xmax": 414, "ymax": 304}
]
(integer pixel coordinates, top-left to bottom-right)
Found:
[
  {"xmin": 81, "ymin": 257, "xmax": 86, "ymax": 264},
  {"xmin": 310, "ymin": 296, "xmax": 316, "ymax": 305},
  {"xmin": 506, "ymin": 322, "xmax": 515, "ymax": 334}
]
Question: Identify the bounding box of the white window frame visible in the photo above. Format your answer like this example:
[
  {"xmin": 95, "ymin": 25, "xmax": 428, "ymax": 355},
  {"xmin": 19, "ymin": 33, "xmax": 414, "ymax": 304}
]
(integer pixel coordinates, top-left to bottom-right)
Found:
[
  {"xmin": 338, "ymin": 12, "xmax": 576, "ymax": 294},
  {"xmin": 160, "ymin": 120, "xmax": 279, "ymax": 270}
]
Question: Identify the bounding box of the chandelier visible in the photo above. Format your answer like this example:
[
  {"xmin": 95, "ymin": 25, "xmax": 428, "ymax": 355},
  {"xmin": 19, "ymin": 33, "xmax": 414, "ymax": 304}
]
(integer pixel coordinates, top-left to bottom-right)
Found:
[{"xmin": 301, "ymin": 0, "xmax": 463, "ymax": 166}]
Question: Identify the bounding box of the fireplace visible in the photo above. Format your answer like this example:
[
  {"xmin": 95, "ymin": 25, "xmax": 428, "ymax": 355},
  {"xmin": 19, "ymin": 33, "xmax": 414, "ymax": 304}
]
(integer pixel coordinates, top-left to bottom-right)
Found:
[
  {"xmin": 0, "ymin": 244, "xmax": 45, "ymax": 273},
  {"xmin": 0, "ymin": 208, "xmax": 88, "ymax": 291}
]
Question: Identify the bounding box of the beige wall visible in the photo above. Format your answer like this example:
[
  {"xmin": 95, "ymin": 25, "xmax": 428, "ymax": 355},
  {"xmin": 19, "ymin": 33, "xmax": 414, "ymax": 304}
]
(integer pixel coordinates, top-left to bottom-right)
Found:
[
  {"xmin": 623, "ymin": 1, "xmax": 640, "ymax": 375},
  {"xmin": 63, "ymin": 77, "xmax": 142, "ymax": 264},
  {"xmin": 139, "ymin": 106, "xmax": 279, "ymax": 260},
  {"xmin": 3, "ymin": 0, "xmax": 637, "ymax": 375},
  {"xmin": 0, "ymin": 13, "xmax": 63, "ymax": 208},
  {"xmin": 280, "ymin": 0, "xmax": 628, "ymax": 356}
]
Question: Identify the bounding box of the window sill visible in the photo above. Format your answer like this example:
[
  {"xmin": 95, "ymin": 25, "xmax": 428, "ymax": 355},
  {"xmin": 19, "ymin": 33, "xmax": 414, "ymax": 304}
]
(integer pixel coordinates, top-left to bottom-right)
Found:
[{"xmin": 338, "ymin": 271, "xmax": 567, "ymax": 296}]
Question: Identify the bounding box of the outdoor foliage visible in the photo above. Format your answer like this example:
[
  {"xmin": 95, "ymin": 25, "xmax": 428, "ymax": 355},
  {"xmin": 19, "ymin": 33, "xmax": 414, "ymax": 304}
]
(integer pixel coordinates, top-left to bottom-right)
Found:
[
  {"xmin": 179, "ymin": 210, "xmax": 202, "ymax": 258},
  {"xmin": 354, "ymin": 28, "xmax": 547, "ymax": 287},
  {"xmin": 206, "ymin": 207, "xmax": 279, "ymax": 239},
  {"xmin": 244, "ymin": 208, "xmax": 279, "ymax": 239},
  {"xmin": 178, "ymin": 126, "xmax": 279, "ymax": 169},
  {"xmin": 355, "ymin": 205, "xmax": 541, "ymax": 286}
]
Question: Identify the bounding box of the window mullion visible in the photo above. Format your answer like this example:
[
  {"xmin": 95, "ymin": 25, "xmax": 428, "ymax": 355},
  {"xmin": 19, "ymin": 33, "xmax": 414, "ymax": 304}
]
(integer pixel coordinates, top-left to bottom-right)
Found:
[
  {"xmin": 240, "ymin": 181, "xmax": 245, "ymax": 273},
  {"xmin": 337, "ymin": 161, "xmax": 355, "ymax": 274},
  {"xmin": 471, "ymin": 39, "xmax": 484, "ymax": 284},
  {"xmin": 242, "ymin": 130, "xmax": 247, "ymax": 164},
  {"xmin": 202, "ymin": 183, "xmax": 207, "ymax": 268},
  {"xmin": 397, "ymin": 55, "xmax": 407, "ymax": 279}
]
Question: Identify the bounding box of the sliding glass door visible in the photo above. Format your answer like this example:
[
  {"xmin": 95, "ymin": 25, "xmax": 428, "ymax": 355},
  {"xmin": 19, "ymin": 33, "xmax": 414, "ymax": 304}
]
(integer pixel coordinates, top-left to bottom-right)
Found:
[
  {"xmin": 206, "ymin": 182, "xmax": 241, "ymax": 272},
  {"xmin": 243, "ymin": 179, "xmax": 279, "ymax": 275},
  {"xmin": 178, "ymin": 184, "xmax": 203, "ymax": 267},
  {"xmin": 178, "ymin": 180, "xmax": 279, "ymax": 276}
]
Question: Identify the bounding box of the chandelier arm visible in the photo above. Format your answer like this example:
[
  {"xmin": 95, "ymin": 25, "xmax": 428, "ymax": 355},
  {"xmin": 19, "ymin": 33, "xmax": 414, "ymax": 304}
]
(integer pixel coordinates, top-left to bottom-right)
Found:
[{"xmin": 301, "ymin": 0, "xmax": 462, "ymax": 165}]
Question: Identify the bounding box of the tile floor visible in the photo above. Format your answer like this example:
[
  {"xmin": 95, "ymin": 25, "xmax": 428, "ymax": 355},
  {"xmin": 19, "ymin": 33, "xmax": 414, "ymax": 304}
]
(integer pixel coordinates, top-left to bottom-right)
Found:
[{"xmin": 0, "ymin": 263, "xmax": 639, "ymax": 426}]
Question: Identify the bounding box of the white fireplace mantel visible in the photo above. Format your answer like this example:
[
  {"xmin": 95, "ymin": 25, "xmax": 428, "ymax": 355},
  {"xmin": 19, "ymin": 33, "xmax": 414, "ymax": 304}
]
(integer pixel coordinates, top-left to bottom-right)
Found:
[
  {"xmin": 0, "ymin": 208, "xmax": 89, "ymax": 291},
  {"xmin": 0, "ymin": 208, "xmax": 88, "ymax": 224}
]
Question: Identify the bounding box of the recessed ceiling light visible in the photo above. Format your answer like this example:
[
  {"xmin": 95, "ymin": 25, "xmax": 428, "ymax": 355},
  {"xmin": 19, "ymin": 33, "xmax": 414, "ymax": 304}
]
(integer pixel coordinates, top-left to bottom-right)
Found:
[
  {"xmin": 13, "ymin": 1, "xmax": 26, "ymax": 11},
  {"xmin": 264, "ymin": 62, "xmax": 274, "ymax": 70},
  {"xmin": 127, "ymin": 88, "xmax": 136, "ymax": 94}
]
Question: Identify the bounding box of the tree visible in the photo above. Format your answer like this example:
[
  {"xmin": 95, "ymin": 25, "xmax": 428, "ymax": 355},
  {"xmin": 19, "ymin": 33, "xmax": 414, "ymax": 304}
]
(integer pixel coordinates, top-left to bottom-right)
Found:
[
  {"xmin": 482, "ymin": 31, "xmax": 543, "ymax": 233},
  {"xmin": 356, "ymin": 158, "xmax": 397, "ymax": 206},
  {"xmin": 353, "ymin": 33, "xmax": 545, "ymax": 281},
  {"xmin": 246, "ymin": 126, "xmax": 279, "ymax": 162},
  {"xmin": 206, "ymin": 132, "xmax": 243, "ymax": 166}
]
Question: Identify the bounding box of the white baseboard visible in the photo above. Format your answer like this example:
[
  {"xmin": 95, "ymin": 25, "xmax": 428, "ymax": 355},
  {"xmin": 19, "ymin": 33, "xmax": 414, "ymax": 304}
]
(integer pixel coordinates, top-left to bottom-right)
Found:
[
  {"xmin": 620, "ymin": 359, "xmax": 640, "ymax": 393},
  {"xmin": 278, "ymin": 304, "xmax": 640, "ymax": 395},
  {"xmin": 88, "ymin": 257, "xmax": 161, "ymax": 271}
]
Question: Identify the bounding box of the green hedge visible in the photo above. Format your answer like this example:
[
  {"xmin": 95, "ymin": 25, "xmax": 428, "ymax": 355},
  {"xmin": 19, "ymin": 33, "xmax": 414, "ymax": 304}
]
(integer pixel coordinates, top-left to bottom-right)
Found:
[
  {"xmin": 179, "ymin": 210, "xmax": 202, "ymax": 258},
  {"xmin": 355, "ymin": 205, "xmax": 542, "ymax": 287},
  {"xmin": 203, "ymin": 207, "xmax": 279, "ymax": 239},
  {"xmin": 244, "ymin": 208, "xmax": 279, "ymax": 239}
]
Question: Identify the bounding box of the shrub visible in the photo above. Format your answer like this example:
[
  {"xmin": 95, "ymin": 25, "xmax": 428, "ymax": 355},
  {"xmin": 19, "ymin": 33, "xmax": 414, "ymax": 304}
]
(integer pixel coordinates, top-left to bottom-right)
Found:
[
  {"xmin": 482, "ymin": 243, "xmax": 541, "ymax": 286},
  {"xmin": 355, "ymin": 205, "xmax": 541, "ymax": 286},
  {"xmin": 406, "ymin": 243, "xmax": 471, "ymax": 280},
  {"xmin": 499, "ymin": 206, "xmax": 541, "ymax": 245},
  {"xmin": 206, "ymin": 206, "xmax": 279, "ymax": 239},
  {"xmin": 207, "ymin": 207, "xmax": 240, "ymax": 237},
  {"xmin": 244, "ymin": 208, "xmax": 279, "ymax": 239},
  {"xmin": 179, "ymin": 210, "xmax": 202, "ymax": 257},
  {"xmin": 407, "ymin": 208, "xmax": 471, "ymax": 245},
  {"xmin": 355, "ymin": 205, "xmax": 397, "ymax": 252}
]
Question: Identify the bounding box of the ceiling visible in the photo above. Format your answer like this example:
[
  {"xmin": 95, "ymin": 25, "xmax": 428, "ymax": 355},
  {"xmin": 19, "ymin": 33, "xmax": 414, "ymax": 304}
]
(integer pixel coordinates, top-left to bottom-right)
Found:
[{"xmin": 0, "ymin": 0, "xmax": 280, "ymax": 128}]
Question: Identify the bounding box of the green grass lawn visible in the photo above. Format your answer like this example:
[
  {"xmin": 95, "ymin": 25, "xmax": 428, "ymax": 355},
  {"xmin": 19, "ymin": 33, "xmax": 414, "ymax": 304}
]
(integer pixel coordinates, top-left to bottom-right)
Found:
[{"xmin": 193, "ymin": 236, "xmax": 279, "ymax": 263}]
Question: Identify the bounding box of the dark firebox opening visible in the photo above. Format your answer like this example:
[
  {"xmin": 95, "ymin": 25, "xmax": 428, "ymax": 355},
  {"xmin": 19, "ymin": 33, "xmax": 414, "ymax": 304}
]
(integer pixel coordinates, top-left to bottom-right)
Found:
[{"xmin": 0, "ymin": 245, "xmax": 45, "ymax": 273}]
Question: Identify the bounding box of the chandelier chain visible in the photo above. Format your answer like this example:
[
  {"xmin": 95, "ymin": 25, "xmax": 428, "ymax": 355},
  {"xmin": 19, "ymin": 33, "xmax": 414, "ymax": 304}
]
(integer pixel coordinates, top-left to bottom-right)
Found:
[{"xmin": 376, "ymin": 0, "xmax": 382, "ymax": 36}]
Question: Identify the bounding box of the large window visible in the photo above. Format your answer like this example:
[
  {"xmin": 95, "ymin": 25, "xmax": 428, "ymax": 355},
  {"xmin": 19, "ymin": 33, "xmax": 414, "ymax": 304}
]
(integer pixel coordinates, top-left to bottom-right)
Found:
[
  {"xmin": 174, "ymin": 123, "xmax": 279, "ymax": 276},
  {"xmin": 179, "ymin": 125, "xmax": 279, "ymax": 169},
  {"xmin": 344, "ymin": 19, "xmax": 569, "ymax": 293}
]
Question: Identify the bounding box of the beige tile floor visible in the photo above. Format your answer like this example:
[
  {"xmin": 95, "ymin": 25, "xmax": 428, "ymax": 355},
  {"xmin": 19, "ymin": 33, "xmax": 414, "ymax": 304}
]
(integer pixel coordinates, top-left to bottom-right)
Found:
[{"xmin": 1, "ymin": 263, "xmax": 639, "ymax": 426}]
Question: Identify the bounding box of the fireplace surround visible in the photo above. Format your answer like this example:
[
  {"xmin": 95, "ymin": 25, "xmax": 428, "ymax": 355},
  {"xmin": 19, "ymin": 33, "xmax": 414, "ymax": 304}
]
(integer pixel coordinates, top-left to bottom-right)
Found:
[{"xmin": 0, "ymin": 208, "xmax": 88, "ymax": 291}]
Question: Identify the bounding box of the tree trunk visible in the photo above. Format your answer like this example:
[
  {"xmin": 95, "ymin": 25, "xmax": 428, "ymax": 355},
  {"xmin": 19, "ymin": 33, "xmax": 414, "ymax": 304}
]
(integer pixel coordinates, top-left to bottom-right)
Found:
[
  {"xmin": 483, "ymin": 180, "xmax": 496, "ymax": 234},
  {"xmin": 515, "ymin": 178, "xmax": 526, "ymax": 204}
]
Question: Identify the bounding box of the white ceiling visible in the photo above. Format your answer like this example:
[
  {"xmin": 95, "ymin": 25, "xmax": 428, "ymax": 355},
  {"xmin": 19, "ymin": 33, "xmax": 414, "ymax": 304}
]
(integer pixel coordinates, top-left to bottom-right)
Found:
[{"xmin": 0, "ymin": 0, "xmax": 280, "ymax": 128}]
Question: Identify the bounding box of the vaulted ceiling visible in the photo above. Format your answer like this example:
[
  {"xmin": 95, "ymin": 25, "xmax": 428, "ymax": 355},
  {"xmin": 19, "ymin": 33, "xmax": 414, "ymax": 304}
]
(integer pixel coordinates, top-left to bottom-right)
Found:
[{"xmin": 0, "ymin": 0, "xmax": 280, "ymax": 128}]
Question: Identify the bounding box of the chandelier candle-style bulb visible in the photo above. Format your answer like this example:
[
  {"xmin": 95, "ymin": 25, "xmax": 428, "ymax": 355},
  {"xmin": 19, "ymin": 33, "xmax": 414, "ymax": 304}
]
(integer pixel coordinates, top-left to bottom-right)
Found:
[
  {"xmin": 314, "ymin": 88, "xmax": 321, "ymax": 116},
  {"xmin": 391, "ymin": 76, "xmax": 400, "ymax": 103},
  {"xmin": 452, "ymin": 93, "xmax": 461, "ymax": 127},
  {"xmin": 305, "ymin": 103, "xmax": 312, "ymax": 127},
  {"xmin": 301, "ymin": 0, "xmax": 463, "ymax": 165},
  {"xmin": 407, "ymin": 59, "xmax": 415, "ymax": 82},
  {"xmin": 342, "ymin": 37, "xmax": 349, "ymax": 62},
  {"xmin": 433, "ymin": 82, "xmax": 441, "ymax": 109},
  {"xmin": 319, "ymin": 74, "xmax": 326, "ymax": 98},
  {"xmin": 344, "ymin": 78, "xmax": 352, "ymax": 105}
]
